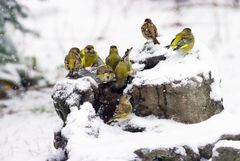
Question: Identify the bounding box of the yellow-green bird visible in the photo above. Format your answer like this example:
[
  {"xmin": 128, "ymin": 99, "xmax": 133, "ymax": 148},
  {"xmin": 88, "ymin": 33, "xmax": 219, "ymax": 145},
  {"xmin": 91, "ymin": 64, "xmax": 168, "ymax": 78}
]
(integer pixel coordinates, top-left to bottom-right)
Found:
[
  {"xmin": 165, "ymin": 28, "xmax": 195, "ymax": 53},
  {"xmin": 97, "ymin": 65, "xmax": 115, "ymax": 83},
  {"xmin": 105, "ymin": 45, "xmax": 121, "ymax": 71},
  {"xmin": 81, "ymin": 45, "xmax": 104, "ymax": 68},
  {"xmin": 64, "ymin": 47, "xmax": 82, "ymax": 72},
  {"xmin": 114, "ymin": 47, "xmax": 133, "ymax": 89},
  {"xmin": 107, "ymin": 94, "xmax": 132, "ymax": 123}
]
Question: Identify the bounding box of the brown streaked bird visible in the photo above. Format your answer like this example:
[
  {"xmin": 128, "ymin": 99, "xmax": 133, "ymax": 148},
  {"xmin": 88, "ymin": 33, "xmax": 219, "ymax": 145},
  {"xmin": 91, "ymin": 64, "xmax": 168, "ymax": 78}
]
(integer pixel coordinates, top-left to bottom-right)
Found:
[
  {"xmin": 141, "ymin": 18, "xmax": 160, "ymax": 45},
  {"xmin": 107, "ymin": 94, "xmax": 132, "ymax": 123},
  {"xmin": 64, "ymin": 47, "xmax": 82, "ymax": 74}
]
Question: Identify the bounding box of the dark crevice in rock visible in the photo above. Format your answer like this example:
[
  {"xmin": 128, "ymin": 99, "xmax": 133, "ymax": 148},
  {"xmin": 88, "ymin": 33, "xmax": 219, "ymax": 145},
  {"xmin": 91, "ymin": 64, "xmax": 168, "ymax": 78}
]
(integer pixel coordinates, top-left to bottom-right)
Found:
[
  {"xmin": 162, "ymin": 84, "xmax": 168, "ymax": 118},
  {"xmin": 122, "ymin": 124, "xmax": 146, "ymax": 133}
]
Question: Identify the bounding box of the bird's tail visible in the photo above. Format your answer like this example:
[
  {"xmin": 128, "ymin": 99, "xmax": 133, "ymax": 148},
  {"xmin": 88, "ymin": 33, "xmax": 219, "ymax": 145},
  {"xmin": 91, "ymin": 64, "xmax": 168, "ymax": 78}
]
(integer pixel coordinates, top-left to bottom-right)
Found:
[
  {"xmin": 153, "ymin": 37, "xmax": 160, "ymax": 45},
  {"xmin": 115, "ymin": 79, "xmax": 125, "ymax": 89},
  {"xmin": 165, "ymin": 45, "xmax": 171, "ymax": 49}
]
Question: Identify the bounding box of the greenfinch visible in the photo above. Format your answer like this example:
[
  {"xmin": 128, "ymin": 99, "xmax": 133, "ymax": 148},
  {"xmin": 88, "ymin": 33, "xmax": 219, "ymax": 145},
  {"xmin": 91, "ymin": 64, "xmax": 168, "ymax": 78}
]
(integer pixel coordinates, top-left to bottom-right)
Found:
[
  {"xmin": 96, "ymin": 65, "xmax": 115, "ymax": 83},
  {"xmin": 114, "ymin": 47, "xmax": 133, "ymax": 89},
  {"xmin": 81, "ymin": 45, "xmax": 104, "ymax": 68},
  {"xmin": 105, "ymin": 45, "xmax": 121, "ymax": 71},
  {"xmin": 165, "ymin": 28, "xmax": 195, "ymax": 53},
  {"xmin": 107, "ymin": 94, "xmax": 132, "ymax": 123},
  {"xmin": 141, "ymin": 18, "xmax": 160, "ymax": 45},
  {"xmin": 64, "ymin": 47, "xmax": 82, "ymax": 72}
]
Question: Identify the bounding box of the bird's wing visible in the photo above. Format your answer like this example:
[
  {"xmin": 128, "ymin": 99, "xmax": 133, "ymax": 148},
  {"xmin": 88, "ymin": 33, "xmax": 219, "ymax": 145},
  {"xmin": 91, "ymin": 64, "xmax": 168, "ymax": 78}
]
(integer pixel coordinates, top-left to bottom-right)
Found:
[{"xmin": 151, "ymin": 23, "xmax": 158, "ymax": 37}]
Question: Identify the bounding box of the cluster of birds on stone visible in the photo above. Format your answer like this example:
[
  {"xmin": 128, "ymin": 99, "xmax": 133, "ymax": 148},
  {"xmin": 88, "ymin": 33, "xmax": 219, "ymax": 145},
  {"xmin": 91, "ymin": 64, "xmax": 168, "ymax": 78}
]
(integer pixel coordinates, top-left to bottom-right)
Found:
[{"xmin": 63, "ymin": 18, "xmax": 195, "ymax": 123}]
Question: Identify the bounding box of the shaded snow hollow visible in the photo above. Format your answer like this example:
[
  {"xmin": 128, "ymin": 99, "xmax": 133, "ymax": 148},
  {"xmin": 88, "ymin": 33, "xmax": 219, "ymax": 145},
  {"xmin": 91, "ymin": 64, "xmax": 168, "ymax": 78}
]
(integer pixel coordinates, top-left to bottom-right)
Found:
[{"xmin": 128, "ymin": 41, "xmax": 222, "ymax": 101}]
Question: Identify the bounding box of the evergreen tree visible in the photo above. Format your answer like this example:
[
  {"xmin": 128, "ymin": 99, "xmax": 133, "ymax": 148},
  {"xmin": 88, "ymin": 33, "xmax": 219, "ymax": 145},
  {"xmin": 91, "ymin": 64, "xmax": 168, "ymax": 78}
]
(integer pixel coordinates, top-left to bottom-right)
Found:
[{"xmin": 0, "ymin": 0, "xmax": 29, "ymax": 64}]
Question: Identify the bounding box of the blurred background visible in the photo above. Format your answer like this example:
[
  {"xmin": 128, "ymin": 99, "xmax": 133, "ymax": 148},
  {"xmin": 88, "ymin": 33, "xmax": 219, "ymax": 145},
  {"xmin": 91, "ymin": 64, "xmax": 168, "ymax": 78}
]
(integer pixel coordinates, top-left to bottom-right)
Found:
[{"xmin": 0, "ymin": 0, "xmax": 240, "ymax": 160}]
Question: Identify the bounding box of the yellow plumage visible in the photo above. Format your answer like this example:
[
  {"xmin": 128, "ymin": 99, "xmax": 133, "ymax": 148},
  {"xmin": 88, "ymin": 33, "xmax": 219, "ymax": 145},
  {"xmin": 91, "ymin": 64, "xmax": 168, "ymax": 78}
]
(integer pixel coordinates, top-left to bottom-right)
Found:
[
  {"xmin": 105, "ymin": 45, "xmax": 121, "ymax": 71},
  {"xmin": 81, "ymin": 45, "xmax": 104, "ymax": 68},
  {"xmin": 114, "ymin": 47, "xmax": 133, "ymax": 89},
  {"xmin": 97, "ymin": 65, "xmax": 115, "ymax": 83},
  {"xmin": 166, "ymin": 28, "xmax": 195, "ymax": 53},
  {"xmin": 64, "ymin": 47, "xmax": 82, "ymax": 72}
]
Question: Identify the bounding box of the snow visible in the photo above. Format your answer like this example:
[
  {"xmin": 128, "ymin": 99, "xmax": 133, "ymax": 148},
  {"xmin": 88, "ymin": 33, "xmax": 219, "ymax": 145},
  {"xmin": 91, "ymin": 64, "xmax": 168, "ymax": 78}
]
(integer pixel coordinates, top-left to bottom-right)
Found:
[
  {"xmin": 1, "ymin": 0, "xmax": 240, "ymax": 161},
  {"xmin": 52, "ymin": 76, "xmax": 97, "ymax": 106},
  {"xmin": 130, "ymin": 40, "xmax": 222, "ymax": 101},
  {"xmin": 0, "ymin": 89, "xmax": 60, "ymax": 161},
  {"xmin": 214, "ymin": 140, "xmax": 240, "ymax": 150},
  {"xmin": 56, "ymin": 102, "xmax": 240, "ymax": 161}
]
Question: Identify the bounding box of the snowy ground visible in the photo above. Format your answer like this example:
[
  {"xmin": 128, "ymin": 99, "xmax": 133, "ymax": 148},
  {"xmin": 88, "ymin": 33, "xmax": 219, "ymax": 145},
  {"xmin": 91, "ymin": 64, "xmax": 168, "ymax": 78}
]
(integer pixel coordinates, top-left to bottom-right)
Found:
[{"xmin": 1, "ymin": 0, "xmax": 240, "ymax": 160}]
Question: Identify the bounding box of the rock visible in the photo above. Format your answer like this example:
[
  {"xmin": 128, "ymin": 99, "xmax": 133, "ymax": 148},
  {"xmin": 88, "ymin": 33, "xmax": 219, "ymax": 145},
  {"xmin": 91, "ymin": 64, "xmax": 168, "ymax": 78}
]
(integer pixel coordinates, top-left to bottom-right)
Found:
[
  {"xmin": 183, "ymin": 145, "xmax": 200, "ymax": 161},
  {"xmin": 212, "ymin": 147, "xmax": 240, "ymax": 161},
  {"xmin": 219, "ymin": 134, "xmax": 240, "ymax": 141},
  {"xmin": 130, "ymin": 74, "xmax": 223, "ymax": 123},
  {"xmin": 52, "ymin": 77, "xmax": 98, "ymax": 122},
  {"xmin": 198, "ymin": 144, "xmax": 214, "ymax": 159},
  {"xmin": 128, "ymin": 42, "xmax": 224, "ymax": 123},
  {"xmin": 54, "ymin": 131, "xmax": 68, "ymax": 149},
  {"xmin": 134, "ymin": 146, "xmax": 199, "ymax": 161}
]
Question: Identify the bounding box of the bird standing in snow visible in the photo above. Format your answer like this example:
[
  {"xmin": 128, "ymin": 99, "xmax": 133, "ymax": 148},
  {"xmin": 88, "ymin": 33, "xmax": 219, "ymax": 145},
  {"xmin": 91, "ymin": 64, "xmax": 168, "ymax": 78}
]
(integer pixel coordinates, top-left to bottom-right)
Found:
[
  {"xmin": 81, "ymin": 45, "xmax": 104, "ymax": 68},
  {"xmin": 107, "ymin": 94, "xmax": 132, "ymax": 123},
  {"xmin": 165, "ymin": 28, "xmax": 195, "ymax": 53},
  {"xmin": 105, "ymin": 45, "xmax": 121, "ymax": 71},
  {"xmin": 141, "ymin": 18, "xmax": 160, "ymax": 45},
  {"xmin": 64, "ymin": 47, "xmax": 82, "ymax": 75},
  {"xmin": 96, "ymin": 65, "xmax": 115, "ymax": 83},
  {"xmin": 114, "ymin": 47, "xmax": 133, "ymax": 89}
]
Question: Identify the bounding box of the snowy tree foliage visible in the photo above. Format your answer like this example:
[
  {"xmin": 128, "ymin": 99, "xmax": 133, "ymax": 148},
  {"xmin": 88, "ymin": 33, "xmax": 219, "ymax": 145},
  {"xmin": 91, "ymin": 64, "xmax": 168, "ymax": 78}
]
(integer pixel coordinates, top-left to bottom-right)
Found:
[{"xmin": 0, "ymin": 0, "xmax": 28, "ymax": 64}]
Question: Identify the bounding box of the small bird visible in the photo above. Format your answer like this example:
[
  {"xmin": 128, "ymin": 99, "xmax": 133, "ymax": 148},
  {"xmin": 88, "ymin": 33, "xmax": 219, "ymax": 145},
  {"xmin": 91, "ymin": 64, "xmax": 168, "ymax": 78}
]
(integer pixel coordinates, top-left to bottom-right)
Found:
[
  {"xmin": 96, "ymin": 65, "xmax": 115, "ymax": 83},
  {"xmin": 105, "ymin": 45, "xmax": 121, "ymax": 71},
  {"xmin": 64, "ymin": 47, "xmax": 82, "ymax": 73},
  {"xmin": 81, "ymin": 45, "xmax": 104, "ymax": 68},
  {"xmin": 141, "ymin": 18, "xmax": 160, "ymax": 45},
  {"xmin": 114, "ymin": 48, "xmax": 133, "ymax": 89},
  {"xmin": 165, "ymin": 28, "xmax": 195, "ymax": 53},
  {"xmin": 107, "ymin": 94, "xmax": 132, "ymax": 123}
]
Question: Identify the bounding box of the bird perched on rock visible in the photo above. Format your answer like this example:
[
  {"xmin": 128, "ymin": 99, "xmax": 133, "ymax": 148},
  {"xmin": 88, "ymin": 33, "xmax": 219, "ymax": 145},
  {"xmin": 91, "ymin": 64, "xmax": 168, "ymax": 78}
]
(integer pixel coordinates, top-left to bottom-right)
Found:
[
  {"xmin": 64, "ymin": 47, "xmax": 82, "ymax": 74},
  {"xmin": 114, "ymin": 47, "xmax": 133, "ymax": 89},
  {"xmin": 105, "ymin": 45, "xmax": 121, "ymax": 71},
  {"xmin": 81, "ymin": 45, "xmax": 104, "ymax": 68},
  {"xmin": 141, "ymin": 18, "xmax": 160, "ymax": 45},
  {"xmin": 165, "ymin": 28, "xmax": 195, "ymax": 53},
  {"xmin": 97, "ymin": 65, "xmax": 115, "ymax": 83},
  {"xmin": 107, "ymin": 94, "xmax": 132, "ymax": 123}
]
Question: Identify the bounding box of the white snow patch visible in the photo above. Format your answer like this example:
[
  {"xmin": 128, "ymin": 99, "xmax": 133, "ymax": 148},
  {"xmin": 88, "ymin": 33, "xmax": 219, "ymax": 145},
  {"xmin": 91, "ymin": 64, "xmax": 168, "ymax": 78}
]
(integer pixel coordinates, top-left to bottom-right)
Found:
[
  {"xmin": 214, "ymin": 140, "xmax": 240, "ymax": 150},
  {"xmin": 52, "ymin": 76, "xmax": 97, "ymax": 104},
  {"xmin": 58, "ymin": 105, "xmax": 240, "ymax": 161},
  {"xmin": 175, "ymin": 146, "xmax": 187, "ymax": 156}
]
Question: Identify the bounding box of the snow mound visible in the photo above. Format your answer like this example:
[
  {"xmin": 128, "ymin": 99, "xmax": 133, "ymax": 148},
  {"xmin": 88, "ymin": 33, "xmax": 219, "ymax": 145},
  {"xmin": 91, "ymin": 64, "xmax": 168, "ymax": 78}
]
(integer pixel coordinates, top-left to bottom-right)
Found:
[
  {"xmin": 52, "ymin": 76, "xmax": 98, "ymax": 106},
  {"xmin": 214, "ymin": 140, "xmax": 240, "ymax": 150},
  {"xmin": 130, "ymin": 41, "xmax": 222, "ymax": 101}
]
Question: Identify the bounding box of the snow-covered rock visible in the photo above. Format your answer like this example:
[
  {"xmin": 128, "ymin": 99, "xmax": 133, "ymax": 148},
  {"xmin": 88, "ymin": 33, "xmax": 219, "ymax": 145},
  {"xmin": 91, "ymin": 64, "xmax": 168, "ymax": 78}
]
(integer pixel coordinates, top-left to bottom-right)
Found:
[
  {"xmin": 212, "ymin": 140, "xmax": 240, "ymax": 161},
  {"xmin": 127, "ymin": 41, "xmax": 224, "ymax": 123},
  {"xmin": 52, "ymin": 76, "xmax": 98, "ymax": 122},
  {"xmin": 50, "ymin": 41, "xmax": 228, "ymax": 161}
]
